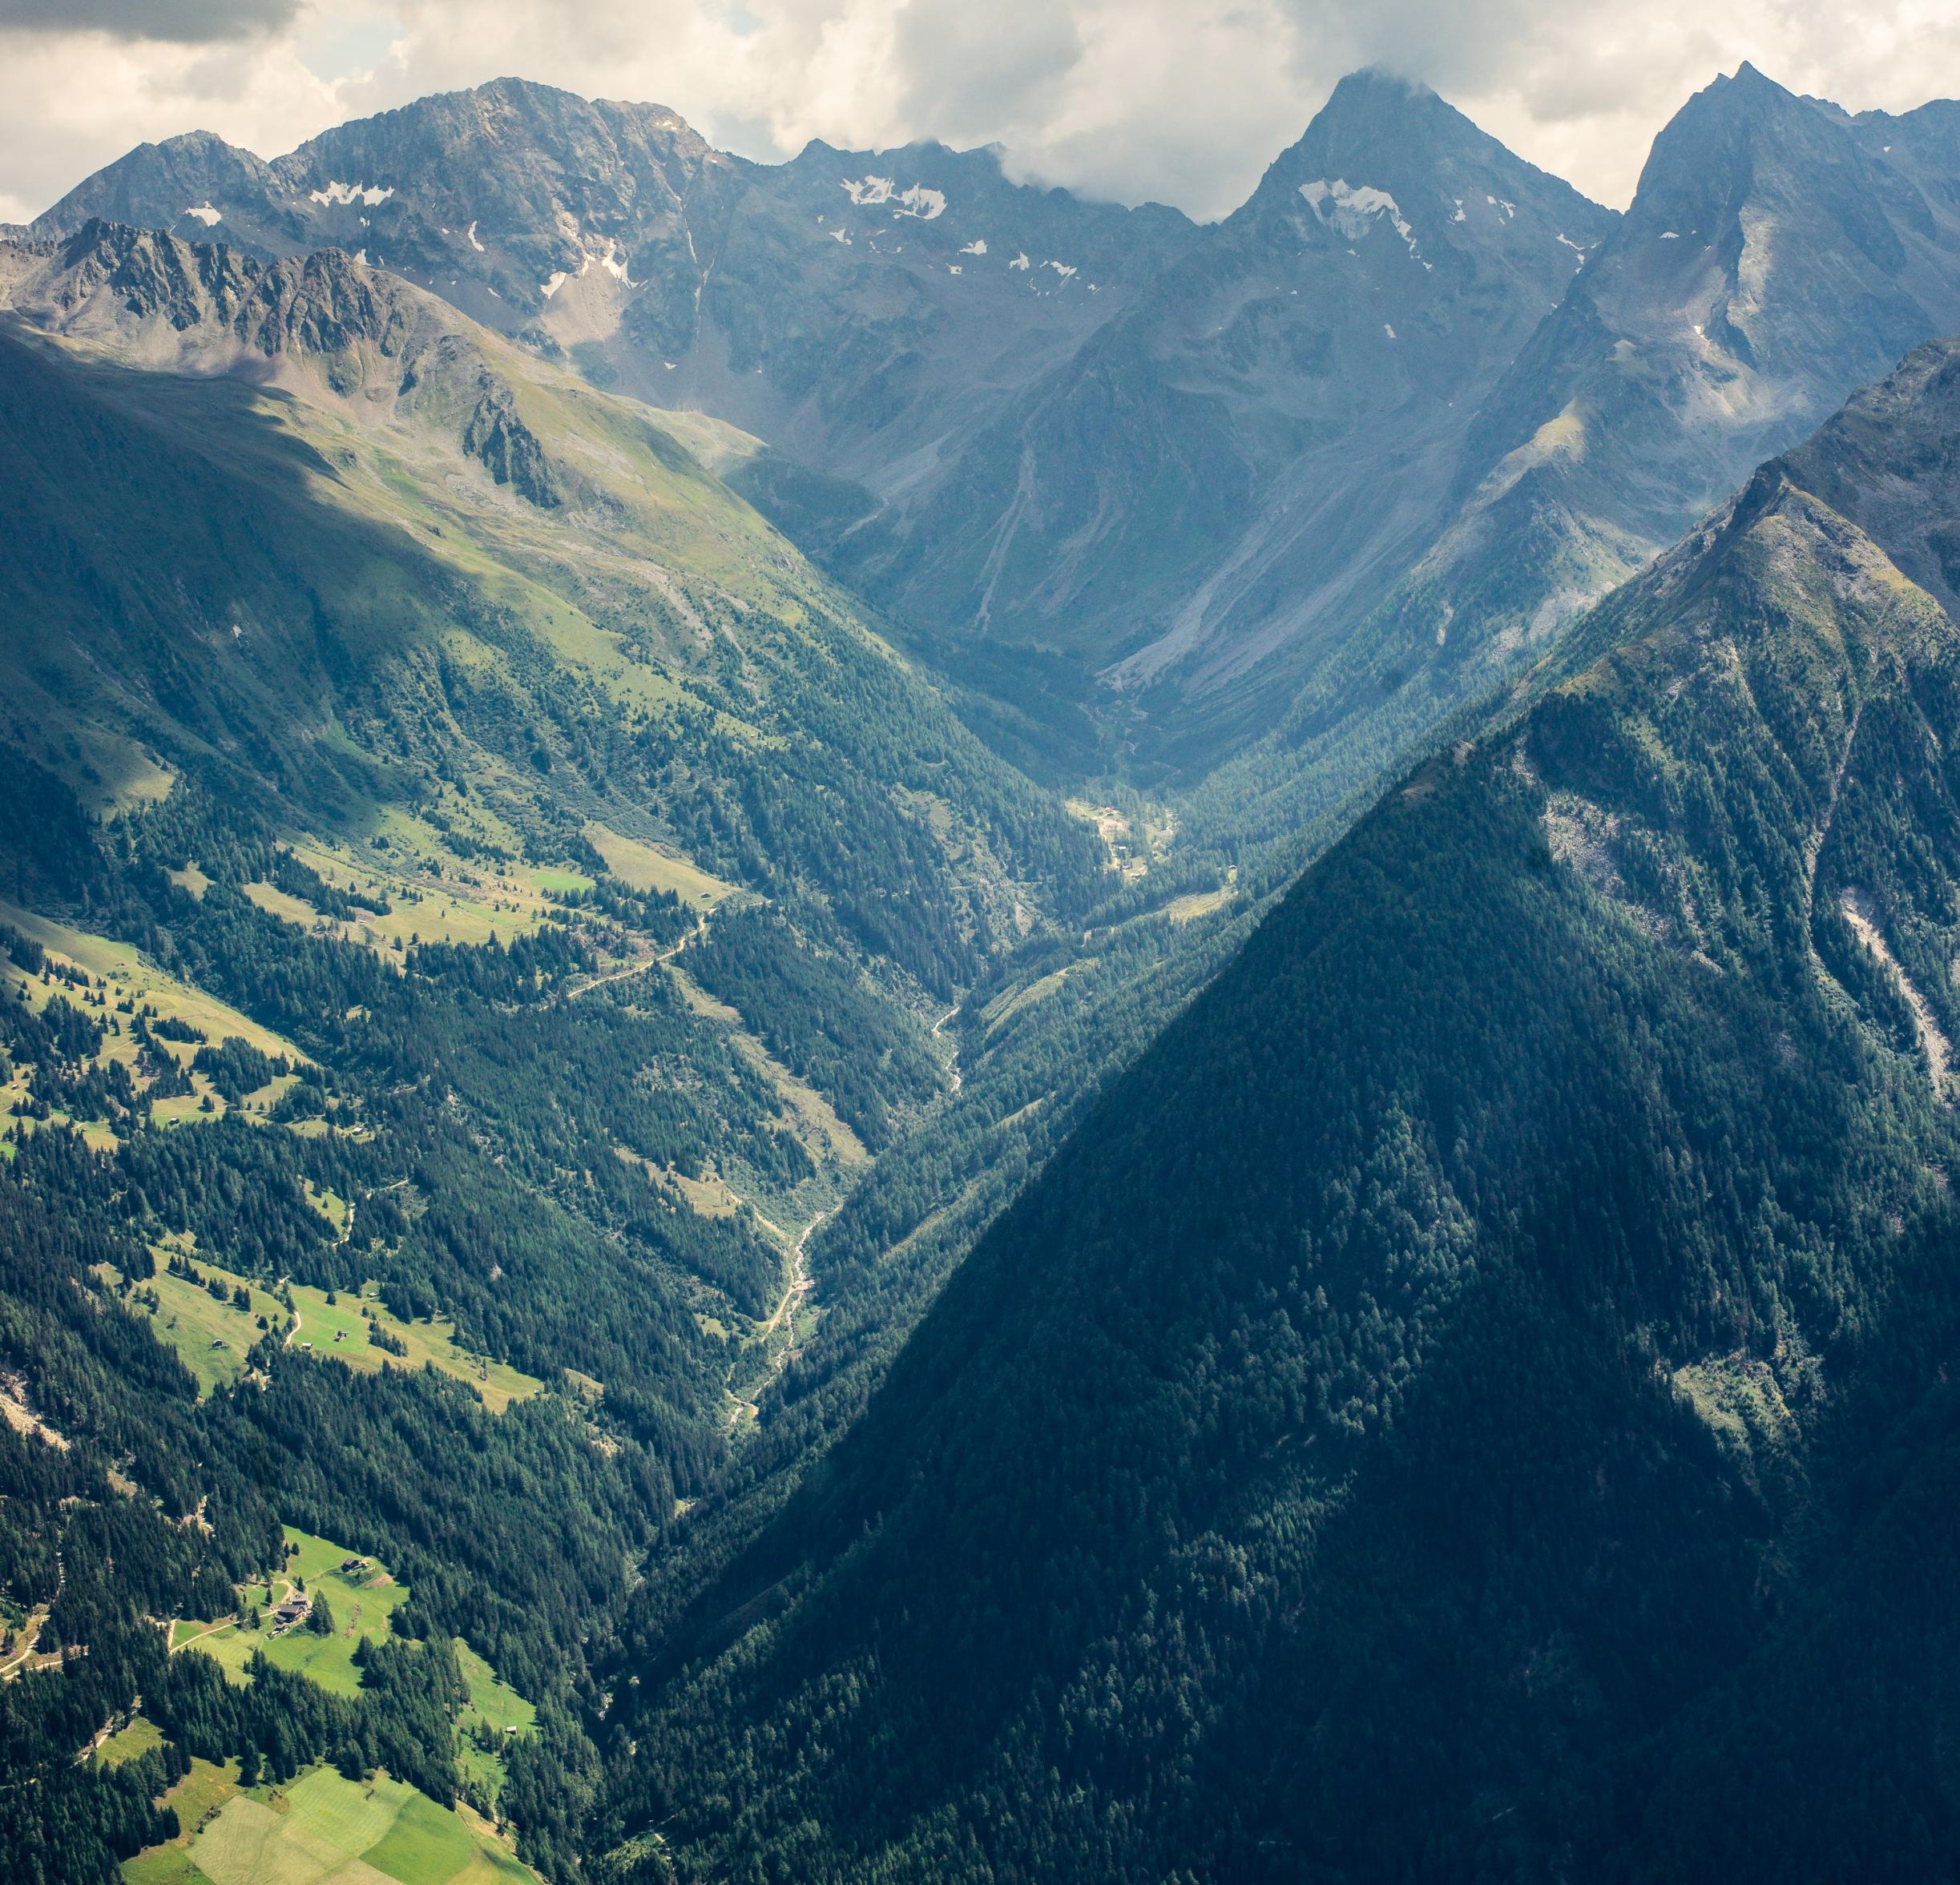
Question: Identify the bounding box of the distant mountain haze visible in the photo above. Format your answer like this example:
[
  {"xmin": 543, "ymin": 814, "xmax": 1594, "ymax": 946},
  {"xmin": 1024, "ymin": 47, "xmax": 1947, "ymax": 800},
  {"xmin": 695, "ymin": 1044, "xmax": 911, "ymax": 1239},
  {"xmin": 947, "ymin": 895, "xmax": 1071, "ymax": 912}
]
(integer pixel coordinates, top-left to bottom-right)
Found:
[
  {"xmin": 30, "ymin": 62, "xmax": 1960, "ymax": 800},
  {"xmin": 1178, "ymin": 61, "xmax": 1960, "ymax": 854}
]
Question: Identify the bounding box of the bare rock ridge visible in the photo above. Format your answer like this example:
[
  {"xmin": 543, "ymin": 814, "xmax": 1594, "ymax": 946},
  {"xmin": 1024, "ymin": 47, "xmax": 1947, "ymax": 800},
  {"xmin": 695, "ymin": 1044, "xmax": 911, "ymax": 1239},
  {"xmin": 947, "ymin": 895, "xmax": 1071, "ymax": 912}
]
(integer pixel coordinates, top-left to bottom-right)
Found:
[{"xmin": 2, "ymin": 221, "xmax": 562, "ymax": 508}]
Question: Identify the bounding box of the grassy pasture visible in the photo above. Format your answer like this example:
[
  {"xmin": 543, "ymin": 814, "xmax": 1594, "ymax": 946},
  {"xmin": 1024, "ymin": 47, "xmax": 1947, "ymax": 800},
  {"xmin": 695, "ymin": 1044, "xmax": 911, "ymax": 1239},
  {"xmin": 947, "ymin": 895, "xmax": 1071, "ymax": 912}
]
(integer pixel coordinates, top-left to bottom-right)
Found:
[
  {"xmin": 0, "ymin": 901, "xmax": 309, "ymax": 1151},
  {"xmin": 583, "ymin": 821, "xmax": 737, "ymax": 906},
  {"xmin": 0, "ymin": 902, "xmax": 304, "ymax": 1065},
  {"xmin": 135, "ymin": 1257, "xmax": 284, "ymax": 1396},
  {"xmin": 1159, "ymin": 888, "xmax": 1235, "ymax": 924},
  {"xmin": 242, "ymin": 826, "xmax": 587, "ymax": 961},
  {"xmin": 284, "ymin": 1280, "xmax": 543, "ymax": 1413},
  {"xmin": 454, "ymin": 1643, "xmax": 538, "ymax": 1805},
  {"xmin": 124, "ymin": 1756, "xmax": 241, "ymax": 1885},
  {"xmin": 175, "ymin": 1526, "xmax": 408, "ymax": 1698},
  {"xmin": 167, "ymin": 1531, "xmax": 538, "ymax": 1810},
  {"xmin": 131, "ymin": 1764, "xmax": 538, "ymax": 1885},
  {"xmin": 96, "ymin": 1715, "xmax": 167, "ymax": 1768},
  {"xmin": 123, "ymin": 1251, "xmax": 542, "ymax": 1412}
]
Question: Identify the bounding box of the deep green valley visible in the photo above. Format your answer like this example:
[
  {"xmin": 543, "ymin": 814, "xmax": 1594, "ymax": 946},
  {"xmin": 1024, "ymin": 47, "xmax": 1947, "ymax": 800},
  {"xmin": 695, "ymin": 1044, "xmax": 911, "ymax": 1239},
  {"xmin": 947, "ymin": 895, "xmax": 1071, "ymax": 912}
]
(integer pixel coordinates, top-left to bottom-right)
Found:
[{"xmin": 4, "ymin": 48, "xmax": 1960, "ymax": 1885}]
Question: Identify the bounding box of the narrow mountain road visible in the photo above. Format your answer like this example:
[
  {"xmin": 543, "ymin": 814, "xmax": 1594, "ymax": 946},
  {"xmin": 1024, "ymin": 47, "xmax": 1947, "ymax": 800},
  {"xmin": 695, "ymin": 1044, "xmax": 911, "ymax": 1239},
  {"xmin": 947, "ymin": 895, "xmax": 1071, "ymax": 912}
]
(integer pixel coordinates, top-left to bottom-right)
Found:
[
  {"xmin": 568, "ymin": 922, "xmax": 705, "ymax": 1001},
  {"xmin": 757, "ymin": 1206, "xmax": 828, "ymax": 1361},
  {"xmin": 727, "ymin": 1203, "xmax": 831, "ymax": 1426},
  {"xmin": 2, "ymin": 1549, "xmax": 63, "ymax": 1683},
  {"xmin": 167, "ymin": 1614, "xmax": 237, "ymax": 1653}
]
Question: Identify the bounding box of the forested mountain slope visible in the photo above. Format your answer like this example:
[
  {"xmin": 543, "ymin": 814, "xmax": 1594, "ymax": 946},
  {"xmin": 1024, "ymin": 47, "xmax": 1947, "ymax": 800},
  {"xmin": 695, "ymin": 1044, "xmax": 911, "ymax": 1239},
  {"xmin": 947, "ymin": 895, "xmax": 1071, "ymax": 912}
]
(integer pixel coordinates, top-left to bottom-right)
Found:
[
  {"xmin": 0, "ymin": 218, "xmax": 1119, "ymax": 1883},
  {"xmin": 0, "ymin": 220, "xmax": 1100, "ymax": 981},
  {"xmin": 597, "ymin": 340, "xmax": 1960, "ymax": 1883}
]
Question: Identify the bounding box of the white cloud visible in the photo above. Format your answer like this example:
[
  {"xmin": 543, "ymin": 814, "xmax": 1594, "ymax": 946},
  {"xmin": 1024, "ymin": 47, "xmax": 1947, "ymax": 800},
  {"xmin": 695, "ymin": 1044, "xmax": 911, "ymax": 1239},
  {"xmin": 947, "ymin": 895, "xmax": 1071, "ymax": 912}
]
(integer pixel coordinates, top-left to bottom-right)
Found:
[{"xmin": 6, "ymin": 0, "xmax": 1960, "ymax": 228}]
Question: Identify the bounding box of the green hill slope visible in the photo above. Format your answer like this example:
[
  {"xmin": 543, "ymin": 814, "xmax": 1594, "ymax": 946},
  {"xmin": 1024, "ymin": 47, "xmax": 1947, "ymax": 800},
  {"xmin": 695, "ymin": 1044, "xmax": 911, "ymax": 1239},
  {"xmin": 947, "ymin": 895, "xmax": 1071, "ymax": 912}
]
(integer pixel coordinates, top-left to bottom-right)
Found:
[
  {"xmin": 0, "ymin": 222, "xmax": 1107, "ymax": 1884},
  {"xmin": 0, "ymin": 224, "xmax": 1099, "ymax": 989},
  {"xmin": 598, "ymin": 340, "xmax": 1960, "ymax": 1882}
]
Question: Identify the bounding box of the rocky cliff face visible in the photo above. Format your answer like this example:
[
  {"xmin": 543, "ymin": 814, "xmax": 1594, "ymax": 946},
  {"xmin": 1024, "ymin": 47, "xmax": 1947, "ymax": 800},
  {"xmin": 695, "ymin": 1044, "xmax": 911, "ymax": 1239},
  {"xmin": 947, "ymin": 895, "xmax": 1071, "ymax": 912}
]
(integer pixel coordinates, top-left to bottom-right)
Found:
[
  {"xmin": 1179, "ymin": 64, "xmax": 1960, "ymax": 852},
  {"xmin": 0, "ymin": 222, "xmax": 562, "ymax": 506},
  {"xmin": 26, "ymin": 79, "xmax": 1196, "ymax": 518},
  {"xmin": 1429, "ymin": 63, "xmax": 1960, "ymax": 673}
]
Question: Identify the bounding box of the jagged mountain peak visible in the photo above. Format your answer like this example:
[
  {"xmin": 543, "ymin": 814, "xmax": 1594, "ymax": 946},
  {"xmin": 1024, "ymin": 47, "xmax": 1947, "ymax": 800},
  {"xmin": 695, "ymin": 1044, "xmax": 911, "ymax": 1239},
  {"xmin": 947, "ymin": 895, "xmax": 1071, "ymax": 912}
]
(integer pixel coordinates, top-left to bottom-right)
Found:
[
  {"xmin": 1241, "ymin": 64, "xmax": 1611, "ymax": 258},
  {"xmin": 293, "ymin": 74, "xmax": 713, "ymax": 163},
  {"xmin": 1619, "ymin": 57, "xmax": 1929, "ymax": 246},
  {"xmin": 1552, "ymin": 58, "xmax": 1957, "ymax": 405},
  {"xmin": 14, "ymin": 218, "xmax": 401, "ymax": 339},
  {"xmin": 1773, "ymin": 335, "xmax": 1960, "ymax": 620}
]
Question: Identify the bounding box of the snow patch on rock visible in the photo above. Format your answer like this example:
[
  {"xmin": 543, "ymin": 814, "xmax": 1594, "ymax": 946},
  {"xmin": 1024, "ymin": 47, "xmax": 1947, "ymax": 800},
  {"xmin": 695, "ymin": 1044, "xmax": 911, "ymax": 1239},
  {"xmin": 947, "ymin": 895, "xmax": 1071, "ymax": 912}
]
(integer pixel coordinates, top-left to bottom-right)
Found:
[
  {"xmin": 841, "ymin": 176, "xmax": 946, "ymax": 219},
  {"xmin": 1043, "ymin": 260, "xmax": 1077, "ymax": 281},
  {"xmin": 540, "ymin": 271, "xmax": 569, "ymax": 299},
  {"xmin": 1301, "ymin": 179, "xmax": 1420, "ymax": 262},
  {"xmin": 959, "ymin": 238, "xmax": 987, "ymax": 256},
  {"xmin": 1009, "ymin": 252, "xmax": 1030, "ymax": 271},
  {"xmin": 466, "ymin": 220, "xmax": 486, "ymax": 252},
  {"xmin": 183, "ymin": 203, "xmax": 221, "ymax": 227},
  {"xmin": 310, "ymin": 180, "xmax": 393, "ymax": 208}
]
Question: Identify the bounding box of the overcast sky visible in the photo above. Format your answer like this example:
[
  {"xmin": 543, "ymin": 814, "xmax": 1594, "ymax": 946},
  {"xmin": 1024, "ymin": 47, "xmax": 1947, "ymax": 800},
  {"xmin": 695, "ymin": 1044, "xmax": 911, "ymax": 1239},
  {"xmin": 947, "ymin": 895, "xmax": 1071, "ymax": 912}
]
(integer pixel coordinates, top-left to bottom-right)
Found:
[{"xmin": 3, "ymin": 0, "xmax": 1958, "ymax": 226}]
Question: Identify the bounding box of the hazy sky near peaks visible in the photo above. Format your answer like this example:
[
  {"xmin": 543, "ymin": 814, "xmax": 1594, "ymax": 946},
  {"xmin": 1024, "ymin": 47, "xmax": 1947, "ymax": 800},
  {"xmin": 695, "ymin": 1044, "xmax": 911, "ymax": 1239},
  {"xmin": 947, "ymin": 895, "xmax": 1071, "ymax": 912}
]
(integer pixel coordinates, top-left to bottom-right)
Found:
[{"xmin": 2, "ymin": 0, "xmax": 1958, "ymax": 225}]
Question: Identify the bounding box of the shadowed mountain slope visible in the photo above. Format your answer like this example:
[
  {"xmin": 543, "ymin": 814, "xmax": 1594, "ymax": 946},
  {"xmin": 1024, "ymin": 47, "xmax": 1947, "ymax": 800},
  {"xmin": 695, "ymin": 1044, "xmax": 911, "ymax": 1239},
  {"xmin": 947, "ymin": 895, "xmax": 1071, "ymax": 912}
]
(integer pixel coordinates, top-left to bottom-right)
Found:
[
  {"xmin": 595, "ymin": 339, "xmax": 1960, "ymax": 1883},
  {"xmin": 0, "ymin": 220, "xmax": 1104, "ymax": 992}
]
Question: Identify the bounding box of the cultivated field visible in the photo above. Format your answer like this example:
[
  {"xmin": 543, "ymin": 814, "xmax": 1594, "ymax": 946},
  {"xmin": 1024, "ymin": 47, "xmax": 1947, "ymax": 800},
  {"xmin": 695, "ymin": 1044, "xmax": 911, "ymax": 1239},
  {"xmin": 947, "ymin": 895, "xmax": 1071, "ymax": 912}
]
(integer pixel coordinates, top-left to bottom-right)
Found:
[{"xmin": 125, "ymin": 1761, "xmax": 538, "ymax": 1885}]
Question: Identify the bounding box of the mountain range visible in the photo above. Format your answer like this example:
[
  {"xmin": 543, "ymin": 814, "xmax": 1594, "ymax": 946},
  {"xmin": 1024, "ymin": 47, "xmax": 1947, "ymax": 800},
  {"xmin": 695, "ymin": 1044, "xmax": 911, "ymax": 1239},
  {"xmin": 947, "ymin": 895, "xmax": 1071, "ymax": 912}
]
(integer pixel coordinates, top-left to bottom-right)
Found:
[
  {"xmin": 10, "ymin": 49, "xmax": 1960, "ymax": 1885},
  {"xmin": 30, "ymin": 64, "xmax": 1960, "ymax": 795}
]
